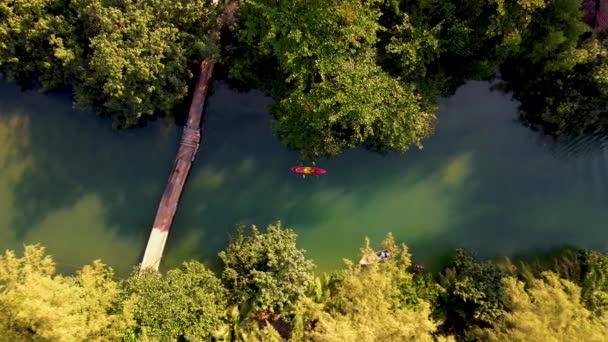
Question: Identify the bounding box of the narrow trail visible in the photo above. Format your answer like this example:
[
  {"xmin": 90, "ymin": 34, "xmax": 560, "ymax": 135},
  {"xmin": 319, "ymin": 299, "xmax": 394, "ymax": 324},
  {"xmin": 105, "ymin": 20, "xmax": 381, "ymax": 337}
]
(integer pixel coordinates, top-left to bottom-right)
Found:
[{"xmin": 140, "ymin": 1, "xmax": 239, "ymax": 271}]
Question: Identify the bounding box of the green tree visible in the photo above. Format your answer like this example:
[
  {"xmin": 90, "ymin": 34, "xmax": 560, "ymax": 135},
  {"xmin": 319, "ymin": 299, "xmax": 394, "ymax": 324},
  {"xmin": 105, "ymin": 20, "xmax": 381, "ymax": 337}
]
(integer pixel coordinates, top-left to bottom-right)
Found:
[
  {"xmin": 0, "ymin": 0, "xmax": 219, "ymax": 127},
  {"xmin": 0, "ymin": 244, "xmax": 134, "ymax": 341},
  {"xmin": 228, "ymin": 0, "xmax": 435, "ymax": 159},
  {"xmin": 578, "ymin": 250, "xmax": 608, "ymax": 312},
  {"xmin": 500, "ymin": 35, "xmax": 608, "ymax": 137},
  {"xmin": 0, "ymin": 0, "xmax": 80, "ymax": 89},
  {"xmin": 378, "ymin": 0, "xmax": 547, "ymax": 93},
  {"xmin": 504, "ymin": 248, "xmax": 608, "ymax": 313},
  {"xmin": 124, "ymin": 261, "xmax": 227, "ymax": 341},
  {"xmin": 516, "ymin": 0, "xmax": 591, "ymax": 71},
  {"xmin": 71, "ymin": 0, "xmax": 219, "ymax": 127},
  {"xmin": 292, "ymin": 234, "xmax": 452, "ymax": 342},
  {"xmin": 219, "ymin": 222, "xmax": 315, "ymax": 315},
  {"xmin": 472, "ymin": 272, "xmax": 608, "ymax": 342},
  {"xmin": 497, "ymin": 0, "xmax": 608, "ymax": 137},
  {"xmin": 436, "ymin": 249, "xmax": 507, "ymax": 337}
]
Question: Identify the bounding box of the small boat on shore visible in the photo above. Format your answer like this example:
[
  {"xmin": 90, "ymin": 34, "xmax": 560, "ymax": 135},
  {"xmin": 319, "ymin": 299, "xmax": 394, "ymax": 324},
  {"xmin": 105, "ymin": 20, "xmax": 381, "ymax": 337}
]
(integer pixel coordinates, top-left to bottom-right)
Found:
[{"xmin": 359, "ymin": 249, "xmax": 391, "ymax": 265}]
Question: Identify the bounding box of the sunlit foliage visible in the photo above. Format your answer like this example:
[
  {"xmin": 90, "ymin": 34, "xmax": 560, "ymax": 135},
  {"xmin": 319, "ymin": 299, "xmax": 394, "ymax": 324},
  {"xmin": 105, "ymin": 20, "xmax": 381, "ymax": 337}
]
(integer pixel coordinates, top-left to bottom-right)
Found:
[
  {"xmin": 291, "ymin": 234, "xmax": 453, "ymax": 342},
  {"xmin": 219, "ymin": 222, "xmax": 315, "ymax": 315},
  {"xmin": 71, "ymin": 0, "xmax": 219, "ymax": 127},
  {"xmin": 0, "ymin": 244, "xmax": 134, "ymax": 341},
  {"xmin": 472, "ymin": 272, "xmax": 608, "ymax": 341},
  {"xmin": 123, "ymin": 261, "xmax": 227, "ymax": 341},
  {"xmin": 1, "ymin": 237, "xmax": 607, "ymax": 341},
  {"xmin": 0, "ymin": 0, "xmax": 80, "ymax": 89},
  {"xmin": 0, "ymin": 0, "xmax": 218, "ymax": 127},
  {"xmin": 2, "ymin": 0, "xmax": 604, "ymax": 157}
]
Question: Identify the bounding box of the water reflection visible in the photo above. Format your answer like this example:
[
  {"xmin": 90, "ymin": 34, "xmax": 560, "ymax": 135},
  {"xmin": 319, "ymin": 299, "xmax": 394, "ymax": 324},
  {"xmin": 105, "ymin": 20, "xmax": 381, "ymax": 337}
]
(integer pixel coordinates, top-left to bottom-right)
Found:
[{"xmin": 0, "ymin": 82, "xmax": 179, "ymax": 275}]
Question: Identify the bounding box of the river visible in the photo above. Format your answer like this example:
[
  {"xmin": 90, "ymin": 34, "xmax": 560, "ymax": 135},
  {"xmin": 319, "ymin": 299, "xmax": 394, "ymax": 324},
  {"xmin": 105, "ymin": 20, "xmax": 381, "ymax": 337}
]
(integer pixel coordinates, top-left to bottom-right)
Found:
[{"xmin": 1, "ymin": 80, "xmax": 607, "ymax": 276}]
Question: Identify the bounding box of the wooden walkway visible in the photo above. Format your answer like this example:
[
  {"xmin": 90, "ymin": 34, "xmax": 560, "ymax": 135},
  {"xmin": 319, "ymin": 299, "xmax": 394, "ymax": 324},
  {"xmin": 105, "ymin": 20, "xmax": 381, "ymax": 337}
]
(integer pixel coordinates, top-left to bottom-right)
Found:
[
  {"xmin": 140, "ymin": 0, "xmax": 239, "ymax": 271},
  {"xmin": 140, "ymin": 61, "xmax": 214, "ymax": 270}
]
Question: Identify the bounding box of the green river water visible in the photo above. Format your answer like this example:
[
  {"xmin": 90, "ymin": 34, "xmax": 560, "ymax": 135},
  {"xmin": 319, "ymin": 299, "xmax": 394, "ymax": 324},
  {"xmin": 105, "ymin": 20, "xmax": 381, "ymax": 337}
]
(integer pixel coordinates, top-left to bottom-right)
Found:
[{"xmin": 1, "ymin": 80, "xmax": 607, "ymax": 276}]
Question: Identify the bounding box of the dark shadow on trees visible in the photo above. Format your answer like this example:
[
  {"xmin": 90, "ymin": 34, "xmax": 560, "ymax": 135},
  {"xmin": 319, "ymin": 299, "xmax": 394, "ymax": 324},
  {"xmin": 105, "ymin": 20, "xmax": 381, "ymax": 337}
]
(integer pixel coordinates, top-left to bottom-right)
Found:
[{"xmin": 495, "ymin": 59, "xmax": 608, "ymax": 149}]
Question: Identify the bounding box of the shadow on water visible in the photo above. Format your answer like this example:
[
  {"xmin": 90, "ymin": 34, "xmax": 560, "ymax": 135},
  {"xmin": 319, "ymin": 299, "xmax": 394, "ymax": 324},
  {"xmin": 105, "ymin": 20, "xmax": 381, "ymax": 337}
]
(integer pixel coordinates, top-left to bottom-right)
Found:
[
  {"xmin": 0, "ymin": 81, "xmax": 180, "ymax": 275},
  {"xmin": 1, "ymin": 79, "xmax": 608, "ymax": 275}
]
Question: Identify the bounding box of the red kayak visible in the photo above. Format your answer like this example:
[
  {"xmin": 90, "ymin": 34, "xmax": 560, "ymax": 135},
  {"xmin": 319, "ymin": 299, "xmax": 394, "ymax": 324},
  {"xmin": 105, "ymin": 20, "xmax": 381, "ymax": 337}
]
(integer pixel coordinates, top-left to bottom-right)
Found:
[{"xmin": 290, "ymin": 166, "xmax": 327, "ymax": 175}]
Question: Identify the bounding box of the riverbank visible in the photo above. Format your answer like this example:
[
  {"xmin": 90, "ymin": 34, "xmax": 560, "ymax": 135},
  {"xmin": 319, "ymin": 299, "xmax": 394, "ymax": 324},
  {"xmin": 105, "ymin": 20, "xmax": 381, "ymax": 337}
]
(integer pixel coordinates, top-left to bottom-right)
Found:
[{"xmin": 2, "ymin": 226, "xmax": 607, "ymax": 341}]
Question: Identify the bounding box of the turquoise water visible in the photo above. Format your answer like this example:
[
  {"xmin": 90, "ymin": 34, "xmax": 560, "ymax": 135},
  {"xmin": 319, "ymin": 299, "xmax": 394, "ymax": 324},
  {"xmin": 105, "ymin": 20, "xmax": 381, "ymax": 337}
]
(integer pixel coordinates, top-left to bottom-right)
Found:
[{"xmin": 1, "ymin": 80, "xmax": 607, "ymax": 275}]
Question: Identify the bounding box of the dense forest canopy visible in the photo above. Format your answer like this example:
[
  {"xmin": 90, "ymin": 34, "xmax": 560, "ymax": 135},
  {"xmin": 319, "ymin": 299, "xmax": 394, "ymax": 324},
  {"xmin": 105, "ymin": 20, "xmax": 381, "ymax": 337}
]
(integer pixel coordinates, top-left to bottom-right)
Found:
[
  {"xmin": 1, "ymin": 225, "xmax": 607, "ymax": 341},
  {"xmin": 0, "ymin": 0, "xmax": 218, "ymax": 127},
  {"xmin": 1, "ymin": 0, "xmax": 607, "ymax": 156}
]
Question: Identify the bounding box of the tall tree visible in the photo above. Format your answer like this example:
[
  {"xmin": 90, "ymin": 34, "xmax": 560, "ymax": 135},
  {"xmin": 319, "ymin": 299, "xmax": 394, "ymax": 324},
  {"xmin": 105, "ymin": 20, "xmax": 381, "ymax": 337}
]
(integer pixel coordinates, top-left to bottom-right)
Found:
[
  {"xmin": 227, "ymin": 0, "xmax": 435, "ymax": 159},
  {"xmin": 292, "ymin": 234, "xmax": 453, "ymax": 342},
  {"xmin": 378, "ymin": 0, "xmax": 548, "ymax": 92},
  {"xmin": 0, "ymin": 0, "xmax": 80, "ymax": 89},
  {"xmin": 219, "ymin": 222, "xmax": 315, "ymax": 315},
  {"xmin": 0, "ymin": 244, "xmax": 134, "ymax": 341},
  {"xmin": 71, "ymin": 0, "xmax": 219, "ymax": 127},
  {"xmin": 436, "ymin": 249, "xmax": 507, "ymax": 337},
  {"xmin": 500, "ymin": 34, "xmax": 608, "ymax": 137},
  {"xmin": 124, "ymin": 261, "xmax": 228, "ymax": 341},
  {"xmin": 0, "ymin": 0, "xmax": 219, "ymax": 127},
  {"xmin": 472, "ymin": 272, "xmax": 608, "ymax": 341},
  {"xmin": 497, "ymin": 0, "xmax": 608, "ymax": 137}
]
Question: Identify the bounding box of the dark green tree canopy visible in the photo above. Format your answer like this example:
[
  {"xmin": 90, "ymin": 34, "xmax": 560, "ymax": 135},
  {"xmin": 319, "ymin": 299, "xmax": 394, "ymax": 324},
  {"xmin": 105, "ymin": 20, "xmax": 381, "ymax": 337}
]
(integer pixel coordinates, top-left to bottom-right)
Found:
[
  {"xmin": 226, "ymin": 0, "xmax": 563, "ymax": 158},
  {"xmin": 436, "ymin": 249, "xmax": 507, "ymax": 336},
  {"xmin": 501, "ymin": 33, "xmax": 608, "ymax": 138},
  {"xmin": 0, "ymin": 0, "xmax": 218, "ymax": 127},
  {"xmin": 497, "ymin": 0, "xmax": 608, "ymax": 139},
  {"xmin": 219, "ymin": 222, "xmax": 315, "ymax": 314},
  {"xmin": 2, "ymin": 0, "xmax": 606, "ymax": 156},
  {"xmin": 228, "ymin": 0, "xmax": 437, "ymax": 159}
]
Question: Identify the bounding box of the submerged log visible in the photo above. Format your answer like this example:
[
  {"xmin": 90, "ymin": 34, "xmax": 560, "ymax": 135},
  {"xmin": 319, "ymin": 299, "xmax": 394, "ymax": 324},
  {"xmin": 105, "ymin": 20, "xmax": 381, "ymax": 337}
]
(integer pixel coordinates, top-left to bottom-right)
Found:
[{"xmin": 140, "ymin": 0, "xmax": 239, "ymax": 271}]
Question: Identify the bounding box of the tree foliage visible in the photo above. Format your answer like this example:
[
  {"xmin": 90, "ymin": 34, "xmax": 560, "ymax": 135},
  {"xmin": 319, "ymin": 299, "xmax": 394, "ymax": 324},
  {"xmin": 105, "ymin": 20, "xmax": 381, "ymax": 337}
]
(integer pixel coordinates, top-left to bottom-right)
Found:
[
  {"xmin": 226, "ymin": 0, "xmax": 564, "ymax": 158},
  {"xmin": 0, "ymin": 0, "xmax": 218, "ymax": 127},
  {"xmin": 379, "ymin": 0, "xmax": 547, "ymax": 89},
  {"xmin": 123, "ymin": 261, "xmax": 227, "ymax": 341},
  {"xmin": 0, "ymin": 0, "xmax": 80, "ymax": 89},
  {"xmin": 498, "ymin": 0, "xmax": 608, "ymax": 138},
  {"xmin": 3, "ymin": 0, "xmax": 604, "ymax": 158},
  {"xmin": 71, "ymin": 0, "xmax": 219, "ymax": 127},
  {"xmin": 516, "ymin": 0, "xmax": 591, "ymax": 71},
  {"xmin": 0, "ymin": 244, "xmax": 134, "ymax": 341},
  {"xmin": 525, "ymin": 249, "xmax": 608, "ymax": 313},
  {"xmin": 219, "ymin": 222, "xmax": 315, "ymax": 315},
  {"xmin": 228, "ymin": 0, "xmax": 436, "ymax": 159},
  {"xmin": 0, "ymin": 237, "xmax": 607, "ymax": 341},
  {"xmin": 292, "ymin": 234, "xmax": 452, "ymax": 342},
  {"xmin": 472, "ymin": 272, "xmax": 608, "ymax": 342},
  {"xmin": 500, "ymin": 33, "xmax": 608, "ymax": 137},
  {"xmin": 436, "ymin": 249, "xmax": 507, "ymax": 336},
  {"xmin": 578, "ymin": 250, "xmax": 608, "ymax": 313}
]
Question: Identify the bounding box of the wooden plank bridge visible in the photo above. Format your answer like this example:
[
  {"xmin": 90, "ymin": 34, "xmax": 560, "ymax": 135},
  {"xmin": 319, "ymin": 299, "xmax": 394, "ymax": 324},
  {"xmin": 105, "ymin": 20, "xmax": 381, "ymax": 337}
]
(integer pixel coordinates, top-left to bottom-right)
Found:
[
  {"xmin": 139, "ymin": 0, "xmax": 240, "ymax": 271},
  {"xmin": 140, "ymin": 60, "xmax": 214, "ymax": 270}
]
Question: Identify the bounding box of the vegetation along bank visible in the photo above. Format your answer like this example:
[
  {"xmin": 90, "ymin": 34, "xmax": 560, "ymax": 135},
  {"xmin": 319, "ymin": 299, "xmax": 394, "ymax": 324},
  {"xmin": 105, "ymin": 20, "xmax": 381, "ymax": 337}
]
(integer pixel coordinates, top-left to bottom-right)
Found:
[{"xmin": 1, "ymin": 223, "xmax": 607, "ymax": 341}]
